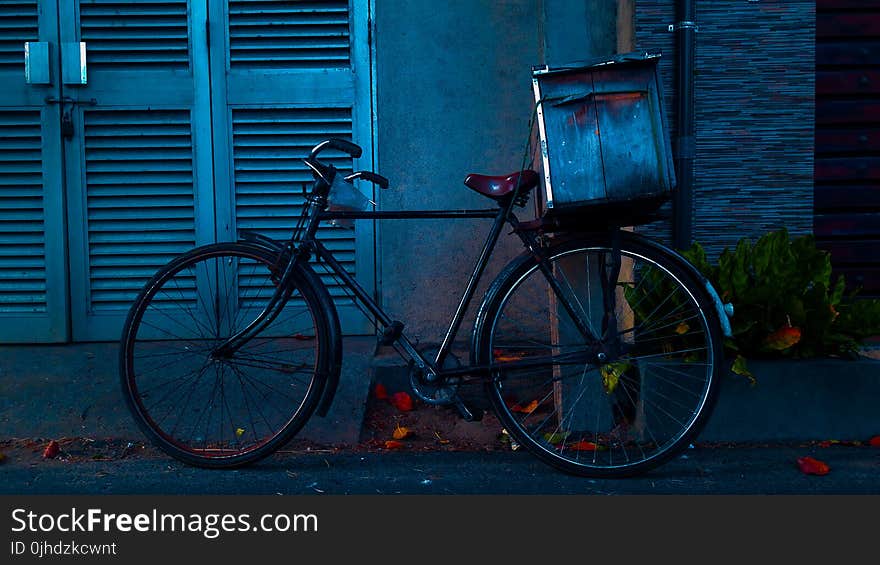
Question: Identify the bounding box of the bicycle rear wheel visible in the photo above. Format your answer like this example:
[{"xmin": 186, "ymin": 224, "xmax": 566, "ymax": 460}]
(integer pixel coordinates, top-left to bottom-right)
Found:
[
  {"xmin": 475, "ymin": 233, "xmax": 723, "ymax": 477},
  {"xmin": 120, "ymin": 242, "xmax": 337, "ymax": 468}
]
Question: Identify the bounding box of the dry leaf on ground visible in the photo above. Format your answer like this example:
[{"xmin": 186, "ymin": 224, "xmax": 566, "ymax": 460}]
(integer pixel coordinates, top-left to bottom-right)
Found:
[
  {"xmin": 43, "ymin": 440, "xmax": 60, "ymax": 459},
  {"xmin": 797, "ymin": 456, "xmax": 830, "ymax": 476},
  {"xmin": 390, "ymin": 392, "xmax": 413, "ymax": 412}
]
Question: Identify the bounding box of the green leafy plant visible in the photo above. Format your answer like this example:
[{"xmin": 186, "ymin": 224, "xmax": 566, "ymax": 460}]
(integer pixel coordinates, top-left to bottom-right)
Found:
[{"xmin": 681, "ymin": 229, "xmax": 880, "ymax": 377}]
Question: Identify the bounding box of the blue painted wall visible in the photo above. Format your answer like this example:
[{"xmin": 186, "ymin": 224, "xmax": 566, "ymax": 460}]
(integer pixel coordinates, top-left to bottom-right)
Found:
[{"xmin": 374, "ymin": 1, "xmax": 540, "ymax": 342}]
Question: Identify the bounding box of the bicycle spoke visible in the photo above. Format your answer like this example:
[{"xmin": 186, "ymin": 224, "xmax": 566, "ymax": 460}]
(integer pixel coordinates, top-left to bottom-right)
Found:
[
  {"xmin": 229, "ymin": 362, "xmax": 268, "ymax": 446},
  {"xmin": 225, "ymin": 356, "xmax": 313, "ymax": 378},
  {"xmin": 135, "ymin": 347, "xmax": 213, "ymax": 381},
  {"xmin": 166, "ymin": 361, "xmax": 215, "ymax": 437},
  {"xmin": 232, "ymin": 367, "xmax": 304, "ymax": 411},
  {"xmin": 614, "ymin": 378, "xmax": 651, "ymax": 462},
  {"xmin": 143, "ymin": 361, "xmax": 210, "ymax": 414}
]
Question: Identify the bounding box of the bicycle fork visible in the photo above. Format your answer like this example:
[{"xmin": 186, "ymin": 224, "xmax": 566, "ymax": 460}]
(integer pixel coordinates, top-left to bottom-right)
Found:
[
  {"xmin": 210, "ymin": 244, "xmax": 306, "ymax": 359},
  {"xmin": 213, "ymin": 196, "xmax": 328, "ymax": 359}
]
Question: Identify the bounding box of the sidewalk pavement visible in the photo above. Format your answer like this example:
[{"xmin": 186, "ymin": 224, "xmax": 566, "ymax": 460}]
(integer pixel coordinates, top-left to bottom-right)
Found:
[
  {"xmin": 2, "ymin": 339, "xmax": 878, "ymax": 447},
  {"xmin": 2, "ymin": 340, "xmax": 879, "ymax": 494}
]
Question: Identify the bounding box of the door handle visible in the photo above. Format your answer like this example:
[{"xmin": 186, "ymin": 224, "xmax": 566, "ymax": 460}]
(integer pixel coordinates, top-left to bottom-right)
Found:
[
  {"xmin": 62, "ymin": 42, "xmax": 87, "ymax": 85},
  {"xmin": 24, "ymin": 42, "xmax": 51, "ymax": 84}
]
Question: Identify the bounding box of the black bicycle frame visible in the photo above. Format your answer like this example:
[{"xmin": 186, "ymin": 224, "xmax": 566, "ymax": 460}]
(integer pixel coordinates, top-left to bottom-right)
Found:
[
  {"xmin": 310, "ymin": 204, "xmax": 600, "ymax": 380},
  {"xmin": 314, "ymin": 206, "xmax": 507, "ymax": 378},
  {"xmin": 217, "ymin": 196, "xmax": 601, "ymax": 380}
]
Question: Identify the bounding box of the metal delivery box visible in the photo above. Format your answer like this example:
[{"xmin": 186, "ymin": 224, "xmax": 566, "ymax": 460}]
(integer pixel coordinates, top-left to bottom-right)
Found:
[{"xmin": 531, "ymin": 51, "xmax": 675, "ymax": 217}]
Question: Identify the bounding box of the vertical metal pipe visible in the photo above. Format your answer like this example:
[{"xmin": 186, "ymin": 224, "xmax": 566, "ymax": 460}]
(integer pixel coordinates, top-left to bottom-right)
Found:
[{"xmin": 673, "ymin": 0, "xmax": 696, "ymax": 250}]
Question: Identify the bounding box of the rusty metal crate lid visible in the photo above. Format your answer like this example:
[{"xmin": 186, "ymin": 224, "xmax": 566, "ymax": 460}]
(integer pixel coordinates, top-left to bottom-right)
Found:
[{"xmin": 532, "ymin": 50, "xmax": 662, "ymax": 77}]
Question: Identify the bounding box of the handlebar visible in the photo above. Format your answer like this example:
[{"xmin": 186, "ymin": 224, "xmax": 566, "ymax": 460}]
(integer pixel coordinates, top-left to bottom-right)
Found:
[
  {"xmin": 345, "ymin": 170, "xmax": 389, "ymax": 190},
  {"xmin": 309, "ymin": 138, "xmax": 363, "ymax": 160},
  {"xmin": 304, "ymin": 138, "xmax": 389, "ymax": 191}
]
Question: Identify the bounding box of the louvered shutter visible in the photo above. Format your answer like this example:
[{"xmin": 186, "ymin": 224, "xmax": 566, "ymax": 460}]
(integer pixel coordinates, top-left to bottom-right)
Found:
[
  {"xmin": 0, "ymin": 111, "xmax": 45, "ymax": 314},
  {"xmin": 0, "ymin": 0, "xmax": 67, "ymax": 342},
  {"xmin": 79, "ymin": 0, "xmax": 190, "ymax": 69},
  {"xmin": 231, "ymin": 108, "xmax": 356, "ymax": 306},
  {"xmin": 0, "ymin": 0, "xmax": 38, "ymax": 72},
  {"xmin": 81, "ymin": 110, "xmax": 197, "ymax": 311},
  {"xmin": 227, "ymin": 0, "xmax": 351, "ymax": 69},
  {"xmin": 211, "ymin": 0, "xmax": 374, "ymax": 333},
  {"xmin": 0, "ymin": 2, "xmax": 42, "ymax": 323},
  {"xmin": 0, "ymin": 111, "xmax": 60, "ymax": 340},
  {"xmin": 63, "ymin": 0, "xmax": 214, "ymax": 340}
]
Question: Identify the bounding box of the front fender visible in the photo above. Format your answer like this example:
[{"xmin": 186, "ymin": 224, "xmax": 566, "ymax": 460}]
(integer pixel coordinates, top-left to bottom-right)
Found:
[
  {"xmin": 239, "ymin": 230, "xmax": 286, "ymax": 255},
  {"xmin": 238, "ymin": 230, "xmax": 342, "ymax": 416}
]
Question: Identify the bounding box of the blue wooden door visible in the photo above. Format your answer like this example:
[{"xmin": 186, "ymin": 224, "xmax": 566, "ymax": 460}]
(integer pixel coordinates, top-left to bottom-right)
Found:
[
  {"xmin": 0, "ymin": 0, "xmax": 374, "ymax": 343},
  {"xmin": 0, "ymin": 0, "xmax": 68, "ymax": 342},
  {"xmin": 209, "ymin": 0, "xmax": 375, "ymax": 333},
  {"xmin": 61, "ymin": 0, "xmax": 216, "ymax": 341}
]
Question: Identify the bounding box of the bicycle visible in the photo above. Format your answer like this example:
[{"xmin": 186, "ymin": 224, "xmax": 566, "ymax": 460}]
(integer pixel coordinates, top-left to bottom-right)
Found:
[{"xmin": 120, "ymin": 138, "xmax": 732, "ymax": 477}]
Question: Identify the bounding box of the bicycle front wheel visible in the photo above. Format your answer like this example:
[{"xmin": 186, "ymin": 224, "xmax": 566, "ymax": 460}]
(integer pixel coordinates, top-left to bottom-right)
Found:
[
  {"xmin": 120, "ymin": 242, "xmax": 338, "ymax": 468},
  {"xmin": 476, "ymin": 233, "xmax": 723, "ymax": 477}
]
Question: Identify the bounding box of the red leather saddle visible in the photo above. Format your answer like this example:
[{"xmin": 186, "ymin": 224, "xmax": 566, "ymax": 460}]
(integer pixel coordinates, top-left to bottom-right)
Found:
[{"xmin": 464, "ymin": 170, "xmax": 539, "ymax": 200}]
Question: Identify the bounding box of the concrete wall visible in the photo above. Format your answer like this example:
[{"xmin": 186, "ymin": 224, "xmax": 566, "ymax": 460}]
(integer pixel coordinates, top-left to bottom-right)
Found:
[
  {"xmin": 374, "ymin": 0, "xmax": 818, "ymax": 342},
  {"xmin": 374, "ymin": 2, "xmax": 540, "ymax": 344}
]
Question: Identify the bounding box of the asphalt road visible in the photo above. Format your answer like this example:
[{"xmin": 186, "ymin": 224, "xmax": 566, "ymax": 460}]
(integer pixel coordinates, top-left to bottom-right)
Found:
[{"xmin": 3, "ymin": 445, "xmax": 879, "ymax": 495}]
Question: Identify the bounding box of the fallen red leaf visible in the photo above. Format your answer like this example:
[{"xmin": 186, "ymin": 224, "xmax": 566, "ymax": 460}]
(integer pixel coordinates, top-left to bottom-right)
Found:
[
  {"xmin": 374, "ymin": 383, "xmax": 388, "ymax": 401},
  {"xmin": 566, "ymin": 440, "xmax": 599, "ymax": 452},
  {"xmin": 797, "ymin": 456, "xmax": 830, "ymax": 476},
  {"xmin": 390, "ymin": 391, "xmax": 413, "ymax": 412},
  {"xmin": 869, "ymin": 436, "xmax": 880, "ymax": 447},
  {"xmin": 511, "ymin": 399, "xmax": 538, "ymax": 414},
  {"xmin": 292, "ymin": 333, "xmax": 314, "ymax": 341},
  {"xmin": 494, "ymin": 348, "xmax": 526, "ymax": 362},
  {"xmin": 43, "ymin": 440, "xmax": 60, "ymax": 459},
  {"xmin": 764, "ymin": 324, "xmax": 802, "ymax": 351},
  {"xmin": 383, "ymin": 440, "xmax": 405, "ymax": 450}
]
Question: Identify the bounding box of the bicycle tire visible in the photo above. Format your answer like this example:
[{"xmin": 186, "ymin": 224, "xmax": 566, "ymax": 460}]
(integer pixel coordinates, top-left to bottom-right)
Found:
[
  {"xmin": 120, "ymin": 241, "xmax": 339, "ymax": 468},
  {"xmin": 473, "ymin": 232, "xmax": 723, "ymax": 477}
]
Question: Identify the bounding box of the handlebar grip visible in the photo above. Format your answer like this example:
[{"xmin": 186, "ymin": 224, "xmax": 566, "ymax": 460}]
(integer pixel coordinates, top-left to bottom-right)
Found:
[
  {"xmin": 326, "ymin": 138, "xmax": 362, "ymax": 158},
  {"xmin": 354, "ymin": 171, "xmax": 389, "ymax": 190}
]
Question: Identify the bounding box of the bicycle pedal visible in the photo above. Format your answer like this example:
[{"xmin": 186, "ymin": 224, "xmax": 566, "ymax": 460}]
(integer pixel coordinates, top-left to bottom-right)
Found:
[{"xmin": 452, "ymin": 397, "xmax": 483, "ymax": 422}]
